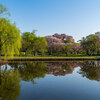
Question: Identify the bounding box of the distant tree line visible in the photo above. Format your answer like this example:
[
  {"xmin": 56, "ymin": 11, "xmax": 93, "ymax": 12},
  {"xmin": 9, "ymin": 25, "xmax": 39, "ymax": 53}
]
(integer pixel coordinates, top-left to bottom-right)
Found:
[{"xmin": 0, "ymin": 4, "xmax": 100, "ymax": 57}]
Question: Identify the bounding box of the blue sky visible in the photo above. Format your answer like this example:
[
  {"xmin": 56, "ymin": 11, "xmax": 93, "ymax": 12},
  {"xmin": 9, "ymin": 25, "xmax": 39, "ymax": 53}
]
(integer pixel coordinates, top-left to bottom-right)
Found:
[{"xmin": 1, "ymin": 0, "xmax": 100, "ymax": 41}]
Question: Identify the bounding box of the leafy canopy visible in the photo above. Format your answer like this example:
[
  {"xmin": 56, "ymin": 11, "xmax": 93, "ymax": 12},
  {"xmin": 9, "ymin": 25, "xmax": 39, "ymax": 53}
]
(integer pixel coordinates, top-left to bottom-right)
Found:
[
  {"xmin": 0, "ymin": 18, "xmax": 21, "ymax": 57},
  {"xmin": 80, "ymin": 34, "xmax": 99, "ymax": 55},
  {"xmin": 0, "ymin": 4, "xmax": 10, "ymax": 18},
  {"xmin": 22, "ymin": 31, "xmax": 47, "ymax": 56}
]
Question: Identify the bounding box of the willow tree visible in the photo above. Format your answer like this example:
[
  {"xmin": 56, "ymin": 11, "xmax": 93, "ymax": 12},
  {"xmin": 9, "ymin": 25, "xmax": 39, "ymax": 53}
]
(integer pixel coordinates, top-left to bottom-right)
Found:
[
  {"xmin": 0, "ymin": 4, "xmax": 10, "ymax": 18},
  {"xmin": 0, "ymin": 18, "xmax": 21, "ymax": 57}
]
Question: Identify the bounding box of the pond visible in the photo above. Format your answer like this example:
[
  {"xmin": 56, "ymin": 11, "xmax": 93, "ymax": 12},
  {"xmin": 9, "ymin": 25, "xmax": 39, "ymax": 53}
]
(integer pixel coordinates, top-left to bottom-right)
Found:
[{"xmin": 0, "ymin": 61, "xmax": 100, "ymax": 100}]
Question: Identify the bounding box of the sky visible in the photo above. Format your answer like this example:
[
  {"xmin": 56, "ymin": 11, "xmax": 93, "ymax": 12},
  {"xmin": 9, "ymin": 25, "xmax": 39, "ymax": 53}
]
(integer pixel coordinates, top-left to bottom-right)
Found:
[{"xmin": 1, "ymin": 0, "xmax": 100, "ymax": 42}]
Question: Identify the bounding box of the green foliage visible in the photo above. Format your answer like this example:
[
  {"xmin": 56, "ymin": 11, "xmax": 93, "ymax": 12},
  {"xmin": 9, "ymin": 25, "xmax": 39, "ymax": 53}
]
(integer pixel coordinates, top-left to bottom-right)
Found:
[
  {"xmin": 20, "ymin": 52, "xmax": 26, "ymax": 56},
  {"xmin": 62, "ymin": 65, "xmax": 72, "ymax": 72},
  {"xmin": 22, "ymin": 31, "xmax": 47, "ymax": 56},
  {"xmin": 33, "ymin": 37, "xmax": 48, "ymax": 56},
  {"xmin": 21, "ymin": 31, "xmax": 36, "ymax": 55},
  {"xmin": 0, "ymin": 69, "xmax": 21, "ymax": 100},
  {"xmin": 64, "ymin": 40, "xmax": 73, "ymax": 43},
  {"xmin": 1, "ymin": 4, "xmax": 100, "ymax": 57},
  {"xmin": 79, "ymin": 61, "xmax": 100, "ymax": 81},
  {"xmin": 0, "ymin": 4, "xmax": 10, "ymax": 18},
  {"xmin": 80, "ymin": 34, "xmax": 99, "ymax": 56},
  {"xmin": 63, "ymin": 44, "xmax": 73, "ymax": 56},
  {"xmin": 0, "ymin": 18, "xmax": 21, "ymax": 57},
  {"xmin": 9, "ymin": 62, "xmax": 47, "ymax": 83}
]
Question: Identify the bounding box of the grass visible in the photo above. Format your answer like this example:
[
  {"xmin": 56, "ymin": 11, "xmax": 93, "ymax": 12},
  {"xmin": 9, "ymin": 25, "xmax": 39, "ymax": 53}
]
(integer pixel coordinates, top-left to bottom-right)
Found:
[{"xmin": 1, "ymin": 56, "xmax": 100, "ymax": 61}]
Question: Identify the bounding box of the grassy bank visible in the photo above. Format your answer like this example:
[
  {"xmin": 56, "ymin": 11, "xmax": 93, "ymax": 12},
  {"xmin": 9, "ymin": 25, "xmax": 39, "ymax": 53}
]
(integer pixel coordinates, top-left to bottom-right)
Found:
[{"xmin": 1, "ymin": 56, "xmax": 100, "ymax": 61}]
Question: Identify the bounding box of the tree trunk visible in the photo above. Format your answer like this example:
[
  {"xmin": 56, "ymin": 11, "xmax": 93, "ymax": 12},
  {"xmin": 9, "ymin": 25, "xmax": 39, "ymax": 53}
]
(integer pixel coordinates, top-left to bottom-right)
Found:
[
  {"xmin": 34, "ymin": 51, "xmax": 37, "ymax": 56},
  {"xmin": 0, "ymin": 65, "xmax": 1, "ymax": 85},
  {"xmin": 86, "ymin": 50, "xmax": 90, "ymax": 56},
  {"xmin": 48, "ymin": 49, "xmax": 52, "ymax": 55},
  {"xmin": 0, "ymin": 51, "xmax": 1, "ymax": 60},
  {"xmin": 0, "ymin": 46, "xmax": 2, "ymax": 60},
  {"xmin": 0, "ymin": 38, "xmax": 2, "ymax": 60},
  {"xmin": 66, "ymin": 52, "xmax": 68, "ymax": 56}
]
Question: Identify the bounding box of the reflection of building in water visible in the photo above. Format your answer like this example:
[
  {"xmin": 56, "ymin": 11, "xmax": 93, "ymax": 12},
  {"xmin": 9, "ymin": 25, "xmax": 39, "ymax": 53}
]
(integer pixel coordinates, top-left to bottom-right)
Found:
[{"xmin": 46, "ymin": 62, "xmax": 80, "ymax": 76}]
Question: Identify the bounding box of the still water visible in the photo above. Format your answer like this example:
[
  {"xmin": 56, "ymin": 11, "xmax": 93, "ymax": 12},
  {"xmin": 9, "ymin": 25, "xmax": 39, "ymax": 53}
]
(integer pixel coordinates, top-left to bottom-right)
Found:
[{"xmin": 1, "ymin": 61, "xmax": 100, "ymax": 100}]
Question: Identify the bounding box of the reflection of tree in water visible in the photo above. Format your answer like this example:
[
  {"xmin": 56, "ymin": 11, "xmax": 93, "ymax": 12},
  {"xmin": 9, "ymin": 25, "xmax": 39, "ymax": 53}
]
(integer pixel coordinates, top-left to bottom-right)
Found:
[
  {"xmin": 47, "ymin": 62, "xmax": 80, "ymax": 76},
  {"xmin": 9, "ymin": 62, "xmax": 48, "ymax": 83},
  {"xmin": 79, "ymin": 61, "xmax": 100, "ymax": 81},
  {"xmin": 1, "ymin": 61, "xmax": 100, "ymax": 100},
  {"xmin": 0, "ymin": 64, "xmax": 21, "ymax": 100},
  {"xmin": 9, "ymin": 61, "xmax": 80, "ymax": 83}
]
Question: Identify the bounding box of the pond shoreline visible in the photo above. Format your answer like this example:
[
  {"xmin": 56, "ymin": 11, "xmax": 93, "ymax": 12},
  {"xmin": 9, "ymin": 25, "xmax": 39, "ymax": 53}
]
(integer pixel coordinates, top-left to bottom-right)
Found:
[
  {"xmin": 2, "ymin": 57, "xmax": 100, "ymax": 61},
  {"xmin": 0, "ymin": 61, "xmax": 8, "ymax": 65}
]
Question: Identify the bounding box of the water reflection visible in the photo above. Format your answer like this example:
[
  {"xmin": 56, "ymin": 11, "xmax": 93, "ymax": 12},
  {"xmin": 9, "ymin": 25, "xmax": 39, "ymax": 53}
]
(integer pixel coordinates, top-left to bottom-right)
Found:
[
  {"xmin": 46, "ymin": 62, "xmax": 80, "ymax": 76},
  {"xmin": 1, "ymin": 61, "xmax": 100, "ymax": 100},
  {"xmin": 8, "ymin": 61, "xmax": 100, "ymax": 82},
  {"xmin": 9, "ymin": 62, "xmax": 48, "ymax": 83},
  {"xmin": 8, "ymin": 61, "xmax": 81, "ymax": 82},
  {"xmin": 79, "ymin": 61, "xmax": 100, "ymax": 81},
  {"xmin": 0, "ymin": 64, "xmax": 21, "ymax": 100}
]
